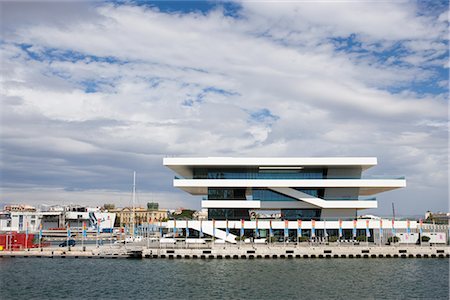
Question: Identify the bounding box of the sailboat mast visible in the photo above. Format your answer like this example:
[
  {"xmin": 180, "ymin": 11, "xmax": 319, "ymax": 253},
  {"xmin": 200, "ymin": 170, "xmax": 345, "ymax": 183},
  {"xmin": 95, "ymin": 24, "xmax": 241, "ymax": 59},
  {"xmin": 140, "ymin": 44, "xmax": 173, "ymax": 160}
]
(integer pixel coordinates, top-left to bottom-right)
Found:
[{"xmin": 132, "ymin": 171, "xmax": 136, "ymax": 237}]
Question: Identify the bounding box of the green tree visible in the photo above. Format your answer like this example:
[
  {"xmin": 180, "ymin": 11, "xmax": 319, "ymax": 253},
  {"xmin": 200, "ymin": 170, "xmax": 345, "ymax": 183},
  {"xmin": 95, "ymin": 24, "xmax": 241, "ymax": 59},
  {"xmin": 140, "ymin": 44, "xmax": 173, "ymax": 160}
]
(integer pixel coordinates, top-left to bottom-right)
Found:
[
  {"xmin": 103, "ymin": 203, "xmax": 115, "ymax": 210},
  {"xmin": 147, "ymin": 202, "xmax": 159, "ymax": 210},
  {"xmin": 173, "ymin": 209, "xmax": 195, "ymax": 220}
]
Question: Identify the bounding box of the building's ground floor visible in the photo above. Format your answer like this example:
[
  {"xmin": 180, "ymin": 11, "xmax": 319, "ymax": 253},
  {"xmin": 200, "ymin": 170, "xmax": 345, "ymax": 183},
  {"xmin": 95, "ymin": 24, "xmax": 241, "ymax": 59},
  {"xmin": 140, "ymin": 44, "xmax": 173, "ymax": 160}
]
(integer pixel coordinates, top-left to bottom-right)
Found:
[{"xmin": 163, "ymin": 220, "xmax": 448, "ymax": 244}]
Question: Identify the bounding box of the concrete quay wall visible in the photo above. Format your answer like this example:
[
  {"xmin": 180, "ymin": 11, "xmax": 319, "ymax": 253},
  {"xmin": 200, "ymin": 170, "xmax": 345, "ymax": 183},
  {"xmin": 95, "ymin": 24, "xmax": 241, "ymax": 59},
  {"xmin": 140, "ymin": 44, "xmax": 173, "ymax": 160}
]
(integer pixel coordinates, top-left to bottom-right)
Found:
[
  {"xmin": 0, "ymin": 248, "xmax": 128, "ymax": 259},
  {"xmin": 2, "ymin": 245, "xmax": 448, "ymax": 259},
  {"xmin": 145, "ymin": 245, "xmax": 450, "ymax": 259}
]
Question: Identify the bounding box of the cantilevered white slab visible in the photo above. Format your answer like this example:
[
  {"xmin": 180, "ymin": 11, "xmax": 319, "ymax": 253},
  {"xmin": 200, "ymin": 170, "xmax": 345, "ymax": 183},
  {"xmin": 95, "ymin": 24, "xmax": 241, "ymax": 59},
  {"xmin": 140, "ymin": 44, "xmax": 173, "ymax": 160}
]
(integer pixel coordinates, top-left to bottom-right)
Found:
[
  {"xmin": 166, "ymin": 220, "xmax": 417, "ymax": 230},
  {"xmin": 163, "ymin": 157, "xmax": 377, "ymax": 178},
  {"xmin": 173, "ymin": 179, "xmax": 406, "ymax": 195},
  {"xmin": 202, "ymin": 200, "xmax": 377, "ymax": 209}
]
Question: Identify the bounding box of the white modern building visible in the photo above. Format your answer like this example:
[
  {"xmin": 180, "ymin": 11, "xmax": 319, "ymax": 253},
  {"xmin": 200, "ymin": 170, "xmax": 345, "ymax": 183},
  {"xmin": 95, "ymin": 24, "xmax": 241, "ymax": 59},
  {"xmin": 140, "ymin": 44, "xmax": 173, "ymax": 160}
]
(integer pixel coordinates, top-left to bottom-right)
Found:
[
  {"xmin": 164, "ymin": 157, "xmax": 406, "ymax": 220},
  {"xmin": 162, "ymin": 157, "xmax": 414, "ymax": 243}
]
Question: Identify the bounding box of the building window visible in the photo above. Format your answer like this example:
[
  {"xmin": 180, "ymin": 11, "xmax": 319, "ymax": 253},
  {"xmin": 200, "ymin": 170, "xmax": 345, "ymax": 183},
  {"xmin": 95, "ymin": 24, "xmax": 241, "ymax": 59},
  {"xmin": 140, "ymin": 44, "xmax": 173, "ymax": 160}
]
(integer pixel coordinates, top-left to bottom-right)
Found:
[
  {"xmin": 208, "ymin": 209, "xmax": 250, "ymax": 220},
  {"xmin": 293, "ymin": 188, "xmax": 325, "ymax": 198},
  {"xmin": 252, "ymin": 189, "xmax": 297, "ymax": 201},
  {"xmin": 208, "ymin": 188, "xmax": 246, "ymax": 200},
  {"xmin": 194, "ymin": 168, "xmax": 325, "ymax": 179},
  {"xmin": 281, "ymin": 209, "xmax": 321, "ymax": 220}
]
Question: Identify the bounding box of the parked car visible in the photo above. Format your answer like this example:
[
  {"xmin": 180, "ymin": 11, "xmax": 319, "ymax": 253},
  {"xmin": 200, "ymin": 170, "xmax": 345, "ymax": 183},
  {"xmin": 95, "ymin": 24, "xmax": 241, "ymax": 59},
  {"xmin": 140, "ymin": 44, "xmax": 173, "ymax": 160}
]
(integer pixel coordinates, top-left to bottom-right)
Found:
[{"xmin": 59, "ymin": 239, "xmax": 76, "ymax": 247}]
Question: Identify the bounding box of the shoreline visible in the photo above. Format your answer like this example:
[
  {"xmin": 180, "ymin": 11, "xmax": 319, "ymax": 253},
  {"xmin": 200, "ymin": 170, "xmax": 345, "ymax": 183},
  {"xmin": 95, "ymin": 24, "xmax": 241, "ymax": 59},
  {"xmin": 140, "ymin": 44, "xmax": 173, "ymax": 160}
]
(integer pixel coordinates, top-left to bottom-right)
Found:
[{"xmin": 1, "ymin": 244, "xmax": 449, "ymax": 259}]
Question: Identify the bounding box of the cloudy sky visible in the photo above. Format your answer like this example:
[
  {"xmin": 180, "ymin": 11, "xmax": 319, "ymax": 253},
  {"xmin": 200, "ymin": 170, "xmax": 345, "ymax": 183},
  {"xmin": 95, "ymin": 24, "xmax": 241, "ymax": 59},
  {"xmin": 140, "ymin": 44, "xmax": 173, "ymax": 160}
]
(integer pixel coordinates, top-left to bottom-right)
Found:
[{"xmin": 1, "ymin": 0, "xmax": 448, "ymax": 216}]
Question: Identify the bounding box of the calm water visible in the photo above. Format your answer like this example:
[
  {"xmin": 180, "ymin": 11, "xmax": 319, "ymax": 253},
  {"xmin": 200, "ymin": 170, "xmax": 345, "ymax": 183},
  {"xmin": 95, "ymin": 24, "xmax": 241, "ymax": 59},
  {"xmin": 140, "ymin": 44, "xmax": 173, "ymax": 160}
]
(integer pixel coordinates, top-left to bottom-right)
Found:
[{"xmin": 0, "ymin": 258, "xmax": 448, "ymax": 299}]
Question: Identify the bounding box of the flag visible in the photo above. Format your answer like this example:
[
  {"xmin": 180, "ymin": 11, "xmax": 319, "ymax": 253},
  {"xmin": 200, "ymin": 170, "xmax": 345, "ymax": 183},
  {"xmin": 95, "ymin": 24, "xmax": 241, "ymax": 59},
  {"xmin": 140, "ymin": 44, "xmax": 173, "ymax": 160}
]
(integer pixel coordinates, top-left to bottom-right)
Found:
[
  {"xmin": 406, "ymin": 219, "xmax": 411, "ymax": 234},
  {"xmin": 255, "ymin": 219, "xmax": 259, "ymax": 238},
  {"xmin": 311, "ymin": 219, "xmax": 316, "ymax": 237},
  {"xmin": 186, "ymin": 221, "xmax": 190, "ymax": 238},
  {"xmin": 225, "ymin": 219, "xmax": 229, "ymax": 236},
  {"xmin": 419, "ymin": 219, "xmax": 423, "ymax": 235},
  {"xmin": 284, "ymin": 219, "xmax": 289, "ymax": 238},
  {"xmin": 39, "ymin": 224, "xmax": 43, "ymax": 240},
  {"xmin": 173, "ymin": 219, "xmax": 177, "ymax": 236},
  {"xmin": 199, "ymin": 220, "xmax": 203, "ymax": 238},
  {"xmin": 391, "ymin": 219, "xmax": 396, "ymax": 235},
  {"xmin": 352, "ymin": 219, "xmax": 357, "ymax": 238},
  {"xmin": 269, "ymin": 220, "xmax": 273, "ymax": 237},
  {"xmin": 68, "ymin": 224, "xmax": 71, "ymax": 238},
  {"xmin": 240, "ymin": 219, "xmax": 244, "ymax": 238},
  {"xmin": 159, "ymin": 220, "xmax": 163, "ymax": 236},
  {"xmin": 297, "ymin": 219, "xmax": 302, "ymax": 238},
  {"xmin": 338, "ymin": 219, "xmax": 343, "ymax": 238},
  {"xmin": 379, "ymin": 219, "xmax": 383, "ymax": 236},
  {"xmin": 366, "ymin": 220, "xmax": 371, "ymax": 238},
  {"xmin": 83, "ymin": 221, "xmax": 87, "ymax": 238},
  {"xmin": 324, "ymin": 220, "xmax": 328, "ymax": 237},
  {"xmin": 212, "ymin": 219, "xmax": 216, "ymax": 238}
]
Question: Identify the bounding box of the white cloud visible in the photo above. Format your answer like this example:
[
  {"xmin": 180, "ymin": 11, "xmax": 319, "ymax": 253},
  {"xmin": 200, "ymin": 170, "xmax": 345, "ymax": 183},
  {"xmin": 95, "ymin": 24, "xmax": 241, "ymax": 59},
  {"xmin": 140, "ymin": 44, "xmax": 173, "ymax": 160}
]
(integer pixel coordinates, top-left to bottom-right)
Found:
[{"xmin": 0, "ymin": 1, "xmax": 447, "ymax": 214}]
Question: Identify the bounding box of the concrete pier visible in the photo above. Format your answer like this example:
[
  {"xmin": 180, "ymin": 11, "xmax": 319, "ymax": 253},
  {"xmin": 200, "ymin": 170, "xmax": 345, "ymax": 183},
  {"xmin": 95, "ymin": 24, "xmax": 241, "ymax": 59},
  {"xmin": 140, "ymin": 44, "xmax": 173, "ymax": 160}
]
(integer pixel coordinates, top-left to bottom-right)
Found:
[
  {"xmin": 143, "ymin": 245, "xmax": 450, "ymax": 259},
  {"xmin": 1, "ymin": 245, "xmax": 449, "ymax": 259}
]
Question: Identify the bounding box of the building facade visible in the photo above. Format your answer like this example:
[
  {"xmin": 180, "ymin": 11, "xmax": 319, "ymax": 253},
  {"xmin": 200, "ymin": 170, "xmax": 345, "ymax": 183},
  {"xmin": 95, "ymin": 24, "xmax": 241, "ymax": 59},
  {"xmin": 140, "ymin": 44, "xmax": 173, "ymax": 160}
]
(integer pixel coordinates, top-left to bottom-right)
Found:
[
  {"xmin": 164, "ymin": 157, "xmax": 406, "ymax": 221},
  {"xmin": 0, "ymin": 205, "xmax": 115, "ymax": 232},
  {"xmin": 162, "ymin": 157, "xmax": 413, "ymax": 243},
  {"xmin": 113, "ymin": 207, "xmax": 168, "ymax": 228}
]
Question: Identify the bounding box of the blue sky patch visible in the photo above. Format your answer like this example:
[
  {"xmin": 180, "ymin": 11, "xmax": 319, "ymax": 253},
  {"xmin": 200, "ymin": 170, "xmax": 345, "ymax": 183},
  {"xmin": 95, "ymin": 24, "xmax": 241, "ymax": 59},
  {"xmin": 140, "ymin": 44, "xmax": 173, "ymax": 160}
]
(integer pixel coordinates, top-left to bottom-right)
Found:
[
  {"xmin": 81, "ymin": 81, "xmax": 99, "ymax": 93},
  {"xmin": 110, "ymin": 0, "xmax": 242, "ymax": 17},
  {"xmin": 203, "ymin": 86, "xmax": 239, "ymax": 97},
  {"xmin": 249, "ymin": 108, "xmax": 279, "ymax": 124},
  {"xmin": 18, "ymin": 43, "xmax": 125, "ymax": 64}
]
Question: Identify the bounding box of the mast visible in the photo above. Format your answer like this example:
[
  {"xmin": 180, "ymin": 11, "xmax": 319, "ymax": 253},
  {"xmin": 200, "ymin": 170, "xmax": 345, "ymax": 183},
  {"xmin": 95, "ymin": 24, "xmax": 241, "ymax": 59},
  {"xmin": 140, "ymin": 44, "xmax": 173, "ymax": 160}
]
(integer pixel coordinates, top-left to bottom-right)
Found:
[{"xmin": 131, "ymin": 171, "xmax": 136, "ymax": 238}]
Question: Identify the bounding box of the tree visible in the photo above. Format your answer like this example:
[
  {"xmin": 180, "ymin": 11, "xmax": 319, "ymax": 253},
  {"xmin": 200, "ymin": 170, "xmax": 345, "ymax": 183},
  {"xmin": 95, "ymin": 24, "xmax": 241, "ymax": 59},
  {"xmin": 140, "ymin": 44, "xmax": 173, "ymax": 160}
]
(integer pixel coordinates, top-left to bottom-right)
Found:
[
  {"xmin": 147, "ymin": 202, "xmax": 159, "ymax": 210},
  {"xmin": 103, "ymin": 203, "xmax": 115, "ymax": 210},
  {"xmin": 387, "ymin": 236, "xmax": 400, "ymax": 244},
  {"xmin": 421, "ymin": 235, "xmax": 430, "ymax": 242},
  {"xmin": 173, "ymin": 209, "xmax": 195, "ymax": 220}
]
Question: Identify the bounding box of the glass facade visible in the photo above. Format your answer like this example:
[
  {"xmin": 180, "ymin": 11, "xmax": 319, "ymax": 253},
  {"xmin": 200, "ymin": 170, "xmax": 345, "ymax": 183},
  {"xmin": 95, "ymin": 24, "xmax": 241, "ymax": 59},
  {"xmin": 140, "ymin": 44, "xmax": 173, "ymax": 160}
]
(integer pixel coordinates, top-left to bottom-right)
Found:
[
  {"xmin": 194, "ymin": 168, "xmax": 325, "ymax": 180},
  {"xmin": 252, "ymin": 189, "xmax": 296, "ymax": 201},
  {"xmin": 207, "ymin": 188, "xmax": 326, "ymax": 201},
  {"xmin": 293, "ymin": 188, "xmax": 325, "ymax": 198},
  {"xmin": 208, "ymin": 188, "xmax": 246, "ymax": 200},
  {"xmin": 208, "ymin": 209, "xmax": 250, "ymax": 220},
  {"xmin": 281, "ymin": 209, "xmax": 321, "ymax": 220}
]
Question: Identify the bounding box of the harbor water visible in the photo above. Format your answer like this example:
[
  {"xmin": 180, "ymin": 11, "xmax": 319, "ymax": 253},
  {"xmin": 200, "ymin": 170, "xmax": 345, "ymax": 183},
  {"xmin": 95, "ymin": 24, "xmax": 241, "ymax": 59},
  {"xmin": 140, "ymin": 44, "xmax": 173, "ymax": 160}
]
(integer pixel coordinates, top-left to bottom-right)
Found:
[{"xmin": 0, "ymin": 258, "xmax": 448, "ymax": 299}]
